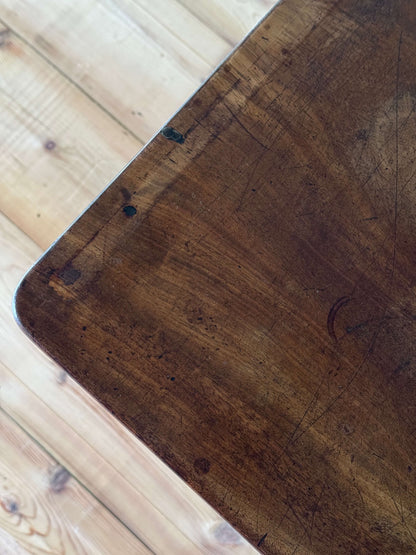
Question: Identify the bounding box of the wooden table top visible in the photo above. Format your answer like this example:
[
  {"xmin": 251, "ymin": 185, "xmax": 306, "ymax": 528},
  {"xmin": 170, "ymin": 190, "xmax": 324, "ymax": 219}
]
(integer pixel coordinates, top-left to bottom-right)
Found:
[{"xmin": 14, "ymin": 1, "xmax": 416, "ymax": 552}]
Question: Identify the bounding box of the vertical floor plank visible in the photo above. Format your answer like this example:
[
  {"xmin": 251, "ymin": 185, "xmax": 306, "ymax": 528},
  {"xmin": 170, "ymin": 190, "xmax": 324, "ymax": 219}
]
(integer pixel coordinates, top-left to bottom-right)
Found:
[
  {"xmin": 1, "ymin": 0, "xmax": 204, "ymax": 141},
  {"xmin": 0, "ymin": 409, "xmax": 150, "ymax": 555},
  {"xmin": 0, "ymin": 31, "xmax": 141, "ymax": 248},
  {"xmin": 176, "ymin": 0, "xmax": 276, "ymax": 45}
]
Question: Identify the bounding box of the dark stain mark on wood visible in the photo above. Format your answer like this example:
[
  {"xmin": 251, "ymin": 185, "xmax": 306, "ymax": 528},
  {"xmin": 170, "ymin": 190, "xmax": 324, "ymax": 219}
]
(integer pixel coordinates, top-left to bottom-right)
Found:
[
  {"xmin": 3, "ymin": 497, "xmax": 19, "ymax": 513},
  {"xmin": 194, "ymin": 457, "xmax": 211, "ymax": 474},
  {"xmin": 58, "ymin": 265, "xmax": 81, "ymax": 285},
  {"xmin": 49, "ymin": 464, "xmax": 71, "ymax": 492},
  {"xmin": 394, "ymin": 359, "xmax": 411, "ymax": 376},
  {"xmin": 340, "ymin": 423, "xmax": 354, "ymax": 435},
  {"xmin": 123, "ymin": 205, "xmax": 137, "ymax": 217},
  {"xmin": 281, "ymin": 49, "xmax": 293, "ymax": 67},
  {"xmin": 327, "ymin": 296, "xmax": 351, "ymax": 341},
  {"xmin": 44, "ymin": 140, "xmax": 56, "ymax": 151},
  {"xmin": 121, "ymin": 187, "xmax": 131, "ymax": 202},
  {"xmin": 257, "ymin": 533, "xmax": 268, "ymax": 547},
  {"xmin": 346, "ymin": 321, "xmax": 368, "ymax": 334},
  {"xmin": 161, "ymin": 127, "xmax": 185, "ymax": 144},
  {"xmin": 356, "ymin": 129, "xmax": 369, "ymax": 141},
  {"xmin": 44, "ymin": 268, "xmax": 55, "ymax": 281}
]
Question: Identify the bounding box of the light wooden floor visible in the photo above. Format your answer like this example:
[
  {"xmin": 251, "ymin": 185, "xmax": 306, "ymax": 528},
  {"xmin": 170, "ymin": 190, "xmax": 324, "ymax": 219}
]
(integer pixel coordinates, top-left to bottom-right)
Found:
[{"xmin": 0, "ymin": 1, "xmax": 276, "ymax": 552}]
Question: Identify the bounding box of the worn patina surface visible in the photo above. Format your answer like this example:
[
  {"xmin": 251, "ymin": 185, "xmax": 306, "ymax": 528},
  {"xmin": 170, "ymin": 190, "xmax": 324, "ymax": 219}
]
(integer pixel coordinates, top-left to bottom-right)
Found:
[{"xmin": 15, "ymin": 1, "xmax": 416, "ymax": 552}]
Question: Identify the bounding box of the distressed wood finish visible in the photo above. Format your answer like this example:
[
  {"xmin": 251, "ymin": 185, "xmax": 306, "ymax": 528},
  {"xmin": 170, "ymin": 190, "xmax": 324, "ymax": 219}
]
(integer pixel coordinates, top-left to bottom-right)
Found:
[
  {"xmin": 15, "ymin": 1, "xmax": 416, "ymax": 552},
  {"xmin": 1, "ymin": 0, "xmax": 273, "ymax": 552},
  {"xmin": 0, "ymin": 213, "xmax": 253, "ymax": 555}
]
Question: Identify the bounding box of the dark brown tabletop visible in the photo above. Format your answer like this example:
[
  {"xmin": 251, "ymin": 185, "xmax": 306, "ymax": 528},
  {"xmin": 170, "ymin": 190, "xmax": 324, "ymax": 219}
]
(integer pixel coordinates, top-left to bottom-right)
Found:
[{"xmin": 15, "ymin": 1, "xmax": 416, "ymax": 552}]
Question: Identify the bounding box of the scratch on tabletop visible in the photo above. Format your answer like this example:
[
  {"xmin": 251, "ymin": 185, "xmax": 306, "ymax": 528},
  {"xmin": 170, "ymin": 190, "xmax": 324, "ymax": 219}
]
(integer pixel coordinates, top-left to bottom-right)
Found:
[
  {"xmin": 223, "ymin": 102, "xmax": 269, "ymax": 150},
  {"xmin": 327, "ymin": 296, "xmax": 351, "ymax": 341},
  {"xmin": 392, "ymin": 31, "xmax": 403, "ymax": 281}
]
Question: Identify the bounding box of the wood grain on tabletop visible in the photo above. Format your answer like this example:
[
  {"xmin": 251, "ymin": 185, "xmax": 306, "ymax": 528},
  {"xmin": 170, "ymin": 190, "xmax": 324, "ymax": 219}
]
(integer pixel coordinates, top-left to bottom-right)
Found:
[
  {"xmin": 14, "ymin": 0, "xmax": 416, "ymax": 553},
  {"xmin": 0, "ymin": 213, "xmax": 254, "ymax": 553},
  {"xmin": 0, "ymin": 0, "xmax": 276, "ymax": 553}
]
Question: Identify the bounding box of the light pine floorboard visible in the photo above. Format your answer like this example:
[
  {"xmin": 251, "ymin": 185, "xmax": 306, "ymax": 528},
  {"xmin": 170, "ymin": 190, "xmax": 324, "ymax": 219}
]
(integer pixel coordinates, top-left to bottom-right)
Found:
[
  {"xmin": 0, "ymin": 0, "xmax": 276, "ymax": 552},
  {"xmin": 0, "ymin": 408, "xmax": 150, "ymax": 555}
]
